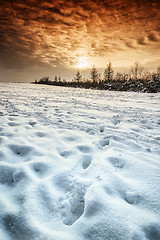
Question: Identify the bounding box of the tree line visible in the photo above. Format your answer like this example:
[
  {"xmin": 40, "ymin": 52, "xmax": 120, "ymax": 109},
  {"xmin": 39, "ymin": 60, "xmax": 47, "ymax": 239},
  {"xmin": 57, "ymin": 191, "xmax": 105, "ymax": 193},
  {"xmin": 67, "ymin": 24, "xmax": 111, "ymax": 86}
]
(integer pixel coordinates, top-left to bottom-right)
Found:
[{"xmin": 34, "ymin": 62, "xmax": 160, "ymax": 93}]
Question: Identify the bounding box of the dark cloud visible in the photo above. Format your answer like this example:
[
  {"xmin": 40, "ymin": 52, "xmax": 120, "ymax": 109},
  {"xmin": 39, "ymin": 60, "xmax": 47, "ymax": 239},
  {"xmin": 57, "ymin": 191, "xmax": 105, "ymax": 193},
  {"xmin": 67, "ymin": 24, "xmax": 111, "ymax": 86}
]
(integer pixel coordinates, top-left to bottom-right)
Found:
[
  {"xmin": 46, "ymin": 7, "xmax": 64, "ymax": 15},
  {"xmin": 148, "ymin": 32, "xmax": 160, "ymax": 42},
  {"xmin": 0, "ymin": 0, "xmax": 160, "ymax": 81},
  {"xmin": 137, "ymin": 37, "xmax": 148, "ymax": 45},
  {"xmin": 137, "ymin": 32, "xmax": 160, "ymax": 46}
]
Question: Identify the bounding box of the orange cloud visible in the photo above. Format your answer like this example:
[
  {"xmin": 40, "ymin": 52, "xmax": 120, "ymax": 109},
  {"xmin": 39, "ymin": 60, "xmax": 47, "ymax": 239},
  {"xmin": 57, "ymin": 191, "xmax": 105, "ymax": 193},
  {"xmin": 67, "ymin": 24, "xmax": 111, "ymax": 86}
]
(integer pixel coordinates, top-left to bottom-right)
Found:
[{"xmin": 0, "ymin": 0, "xmax": 160, "ymax": 77}]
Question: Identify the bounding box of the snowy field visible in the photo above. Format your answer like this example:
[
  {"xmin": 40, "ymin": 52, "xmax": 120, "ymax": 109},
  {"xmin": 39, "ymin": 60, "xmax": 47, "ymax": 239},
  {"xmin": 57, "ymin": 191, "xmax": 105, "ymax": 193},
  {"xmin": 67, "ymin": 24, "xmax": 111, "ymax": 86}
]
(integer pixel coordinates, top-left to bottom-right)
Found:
[{"xmin": 0, "ymin": 82, "xmax": 160, "ymax": 240}]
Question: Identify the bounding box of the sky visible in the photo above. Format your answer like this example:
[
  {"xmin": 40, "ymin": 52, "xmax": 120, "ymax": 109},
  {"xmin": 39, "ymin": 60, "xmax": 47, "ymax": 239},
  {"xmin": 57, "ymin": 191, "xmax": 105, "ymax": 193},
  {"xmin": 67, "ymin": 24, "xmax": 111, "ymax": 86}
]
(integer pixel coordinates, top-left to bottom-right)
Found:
[{"xmin": 0, "ymin": 0, "xmax": 160, "ymax": 82}]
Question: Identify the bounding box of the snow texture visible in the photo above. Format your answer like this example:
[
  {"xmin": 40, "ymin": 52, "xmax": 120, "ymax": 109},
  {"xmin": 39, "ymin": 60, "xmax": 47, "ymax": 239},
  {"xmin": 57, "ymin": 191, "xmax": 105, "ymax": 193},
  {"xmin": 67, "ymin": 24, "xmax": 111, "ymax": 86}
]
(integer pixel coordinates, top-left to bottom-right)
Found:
[{"xmin": 0, "ymin": 82, "xmax": 160, "ymax": 240}]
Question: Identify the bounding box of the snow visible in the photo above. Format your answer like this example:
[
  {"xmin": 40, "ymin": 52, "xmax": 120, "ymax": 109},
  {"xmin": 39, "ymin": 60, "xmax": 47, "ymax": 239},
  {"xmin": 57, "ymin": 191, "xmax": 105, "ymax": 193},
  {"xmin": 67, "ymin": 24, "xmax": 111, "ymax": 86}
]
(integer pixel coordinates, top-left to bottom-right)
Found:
[{"xmin": 0, "ymin": 82, "xmax": 160, "ymax": 240}]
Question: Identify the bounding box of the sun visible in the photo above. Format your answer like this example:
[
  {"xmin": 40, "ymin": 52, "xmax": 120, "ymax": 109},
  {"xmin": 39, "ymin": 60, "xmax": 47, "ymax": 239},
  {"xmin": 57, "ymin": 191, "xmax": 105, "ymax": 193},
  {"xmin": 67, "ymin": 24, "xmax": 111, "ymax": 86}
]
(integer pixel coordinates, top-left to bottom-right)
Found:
[{"xmin": 76, "ymin": 56, "xmax": 88, "ymax": 69}]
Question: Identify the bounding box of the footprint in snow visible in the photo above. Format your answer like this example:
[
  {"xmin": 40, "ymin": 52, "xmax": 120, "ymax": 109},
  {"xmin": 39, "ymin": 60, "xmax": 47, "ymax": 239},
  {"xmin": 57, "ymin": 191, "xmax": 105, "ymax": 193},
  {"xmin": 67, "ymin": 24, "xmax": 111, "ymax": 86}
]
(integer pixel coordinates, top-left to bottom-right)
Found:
[
  {"xmin": 61, "ymin": 187, "xmax": 85, "ymax": 226},
  {"xmin": 107, "ymin": 157, "xmax": 125, "ymax": 169},
  {"xmin": 60, "ymin": 150, "xmax": 73, "ymax": 158},
  {"xmin": 9, "ymin": 144, "xmax": 32, "ymax": 157},
  {"xmin": 2, "ymin": 213, "xmax": 39, "ymax": 240},
  {"xmin": 0, "ymin": 165, "xmax": 29, "ymax": 187},
  {"xmin": 8, "ymin": 122, "xmax": 20, "ymax": 127},
  {"xmin": 81, "ymin": 155, "xmax": 92, "ymax": 169},
  {"xmin": 29, "ymin": 120, "xmax": 37, "ymax": 126},
  {"xmin": 98, "ymin": 138, "xmax": 110, "ymax": 148},
  {"xmin": 86, "ymin": 128, "xmax": 95, "ymax": 135},
  {"xmin": 54, "ymin": 174, "xmax": 86, "ymax": 225},
  {"xmin": 143, "ymin": 223, "xmax": 160, "ymax": 240},
  {"xmin": 77, "ymin": 145, "xmax": 92, "ymax": 153},
  {"xmin": 35, "ymin": 131, "xmax": 46, "ymax": 137},
  {"xmin": 111, "ymin": 115, "xmax": 121, "ymax": 125},
  {"xmin": 8, "ymin": 117, "xmax": 17, "ymax": 121},
  {"xmin": 64, "ymin": 136, "xmax": 77, "ymax": 141},
  {"xmin": 125, "ymin": 191, "xmax": 143, "ymax": 205},
  {"xmin": 30, "ymin": 162, "xmax": 50, "ymax": 178},
  {"xmin": 0, "ymin": 165, "xmax": 15, "ymax": 186},
  {"xmin": 9, "ymin": 114, "xmax": 19, "ymax": 117},
  {"xmin": 99, "ymin": 125, "xmax": 105, "ymax": 133}
]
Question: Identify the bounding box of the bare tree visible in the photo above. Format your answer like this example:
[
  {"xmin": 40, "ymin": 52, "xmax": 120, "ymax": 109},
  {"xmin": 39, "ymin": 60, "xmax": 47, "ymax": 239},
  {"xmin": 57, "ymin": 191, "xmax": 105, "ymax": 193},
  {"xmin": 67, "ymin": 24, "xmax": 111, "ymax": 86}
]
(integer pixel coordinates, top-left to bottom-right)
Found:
[
  {"xmin": 130, "ymin": 62, "xmax": 144, "ymax": 80},
  {"xmin": 54, "ymin": 76, "xmax": 58, "ymax": 82},
  {"xmin": 90, "ymin": 66, "xmax": 99, "ymax": 83},
  {"xmin": 58, "ymin": 76, "xmax": 61, "ymax": 82},
  {"xmin": 103, "ymin": 62, "xmax": 114, "ymax": 82},
  {"xmin": 75, "ymin": 70, "xmax": 82, "ymax": 83}
]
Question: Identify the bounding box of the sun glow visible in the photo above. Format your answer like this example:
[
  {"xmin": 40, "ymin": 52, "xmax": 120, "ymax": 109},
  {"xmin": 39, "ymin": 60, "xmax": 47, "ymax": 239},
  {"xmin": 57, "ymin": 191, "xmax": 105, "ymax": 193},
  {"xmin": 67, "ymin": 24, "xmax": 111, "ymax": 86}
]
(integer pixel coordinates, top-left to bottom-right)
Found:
[{"xmin": 76, "ymin": 56, "xmax": 88, "ymax": 69}]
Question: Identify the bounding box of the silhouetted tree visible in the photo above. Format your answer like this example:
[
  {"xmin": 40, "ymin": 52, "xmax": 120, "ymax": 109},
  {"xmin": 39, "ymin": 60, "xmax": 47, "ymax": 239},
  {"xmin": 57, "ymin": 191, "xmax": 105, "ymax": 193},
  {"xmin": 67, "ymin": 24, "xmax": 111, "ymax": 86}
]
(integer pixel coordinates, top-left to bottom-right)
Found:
[
  {"xmin": 75, "ymin": 70, "xmax": 82, "ymax": 83},
  {"xmin": 103, "ymin": 62, "xmax": 114, "ymax": 82},
  {"xmin": 58, "ymin": 76, "xmax": 61, "ymax": 82},
  {"xmin": 90, "ymin": 66, "xmax": 99, "ymax": 84},
  {"xmin": 54, "ymin": 76, "xmax": 58, "ymax": 82},
  {"xmin": 130, "ymin": 62, "xmax": 144, "ymax": 80}
]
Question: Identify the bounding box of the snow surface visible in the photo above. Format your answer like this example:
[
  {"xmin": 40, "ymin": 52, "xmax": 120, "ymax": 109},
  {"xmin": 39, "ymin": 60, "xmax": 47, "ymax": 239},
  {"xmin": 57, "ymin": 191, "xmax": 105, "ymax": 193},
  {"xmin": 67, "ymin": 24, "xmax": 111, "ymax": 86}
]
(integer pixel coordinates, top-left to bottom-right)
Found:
[{"xmin": 0, "ymin": 82, "xmax": 160, "ymax": 240}]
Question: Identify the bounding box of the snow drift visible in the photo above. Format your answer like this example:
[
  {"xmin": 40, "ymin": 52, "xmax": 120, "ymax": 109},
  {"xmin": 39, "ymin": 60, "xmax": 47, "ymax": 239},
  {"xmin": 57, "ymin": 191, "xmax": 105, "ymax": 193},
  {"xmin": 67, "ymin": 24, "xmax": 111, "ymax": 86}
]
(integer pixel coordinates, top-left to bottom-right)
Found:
[{"xmin": 0, "ymin": 83, "xmax": 160, "ymax": 240}]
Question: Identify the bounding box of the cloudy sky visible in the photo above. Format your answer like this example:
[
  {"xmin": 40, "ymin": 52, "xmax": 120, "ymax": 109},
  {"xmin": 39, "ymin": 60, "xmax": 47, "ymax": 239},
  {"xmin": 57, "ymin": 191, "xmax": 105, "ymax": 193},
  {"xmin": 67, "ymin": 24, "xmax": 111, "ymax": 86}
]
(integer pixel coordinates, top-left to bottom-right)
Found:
[{"xmin": 0, "ymin": 0, "xmax": 160, "ymax": 82}]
